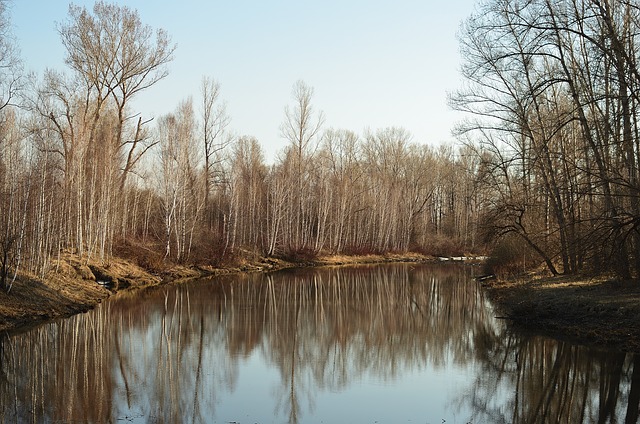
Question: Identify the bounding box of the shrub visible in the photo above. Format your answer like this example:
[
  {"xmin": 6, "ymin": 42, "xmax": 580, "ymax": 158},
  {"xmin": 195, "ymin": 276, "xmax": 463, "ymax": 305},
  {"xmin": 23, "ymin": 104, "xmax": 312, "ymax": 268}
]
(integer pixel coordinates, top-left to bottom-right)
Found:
[
  {"xmin": 187, "ymin": 232, "xmax": 237, "ymax": 267},
  {"xmin": 421, "ymin": 234, "xmax": 465, "ymax": 257},
  {"xmin": 278, "ymin": 247, "xmax": 319, "ymax": 263},
  {"xmin": 483, "ymin": 236, "xmax": 528, "ymax": 277},
  {"xmin": 112, "ymin": 238, "xmax": 167, "ymax": 273}
]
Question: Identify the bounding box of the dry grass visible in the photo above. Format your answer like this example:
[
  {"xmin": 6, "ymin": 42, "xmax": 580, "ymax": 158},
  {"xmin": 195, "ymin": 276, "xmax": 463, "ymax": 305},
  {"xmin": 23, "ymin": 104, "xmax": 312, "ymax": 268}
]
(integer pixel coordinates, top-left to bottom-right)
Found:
[
  {"xmin": 0, "ymin": 273, "xmax": 109, "ymax": 332},
  {"xmin": 0, "ymin": 254, "xmax": 163, "ymax": 332},
  {"xmin": 316, "ymin": 252, "xmax": 432, "ymax": 266}
]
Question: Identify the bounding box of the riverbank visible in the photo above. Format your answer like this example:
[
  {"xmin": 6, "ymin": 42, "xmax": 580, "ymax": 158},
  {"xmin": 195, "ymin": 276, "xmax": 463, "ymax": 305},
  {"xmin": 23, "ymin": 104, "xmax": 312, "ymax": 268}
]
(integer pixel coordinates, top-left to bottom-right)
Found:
[
  {"xmin": 0, "ymin": 252, "xmax": 435, "ymax": 333},
  {"xmin": 5, "ymin": 254, "xmax": 640, "ymax": 354},
  {"xmin": 0, "ymin": 254, "xmax": 162, "ymax": 332},
  {"xmin": 483, "ymin": 274, "xmax": 640, "ymax": 353}
]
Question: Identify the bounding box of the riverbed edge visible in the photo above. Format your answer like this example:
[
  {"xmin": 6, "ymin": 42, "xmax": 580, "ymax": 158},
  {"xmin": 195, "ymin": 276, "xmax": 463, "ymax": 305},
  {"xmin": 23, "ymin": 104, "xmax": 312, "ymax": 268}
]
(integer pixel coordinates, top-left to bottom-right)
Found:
[{"xmin": 482, "ymin": 274, "xmax": 640, "ymax": 354}]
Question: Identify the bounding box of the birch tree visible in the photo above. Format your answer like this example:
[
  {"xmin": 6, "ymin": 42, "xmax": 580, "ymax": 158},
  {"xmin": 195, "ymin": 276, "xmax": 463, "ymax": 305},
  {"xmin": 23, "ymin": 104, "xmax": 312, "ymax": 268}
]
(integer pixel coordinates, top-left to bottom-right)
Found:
[
  {"xmin": 0, "ymin": 1, "xmax": 26, "ymax": 289},
  {"xmin": 279, "ymin": 80, "xmax": 324, "ymax": 251},
  {"xmin": 228, "ymin": 136, "xmax": 266, "ymax": 251},
  {"xmin": 59, "ymin": 1, "xmax": 174, "ymax": 190},
  {"xmin": 37, "ymin": 1, "xmax": 175, "ymax": 259},
  {"xmin": 157, "ymin": 99, "xmax": 204, "ymax": 262},
  {"xmin": 0, "ymin": 0, "xmax": 21, "ymax": 112},
  {"xmin": 201, "ymin": 76, "xmax": 231, "ymax": 226}
]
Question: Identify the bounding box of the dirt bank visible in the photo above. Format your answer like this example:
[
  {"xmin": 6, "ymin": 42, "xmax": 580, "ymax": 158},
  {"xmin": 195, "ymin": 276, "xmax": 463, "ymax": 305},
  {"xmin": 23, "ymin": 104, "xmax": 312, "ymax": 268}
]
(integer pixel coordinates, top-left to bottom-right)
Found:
[
  {"xmin": 0, "ymin": 254, "xmax": 164, "ymax": 333},
  {"xmin": 483, "ymin": 274, "xmax": 640, "ymax": 353}
]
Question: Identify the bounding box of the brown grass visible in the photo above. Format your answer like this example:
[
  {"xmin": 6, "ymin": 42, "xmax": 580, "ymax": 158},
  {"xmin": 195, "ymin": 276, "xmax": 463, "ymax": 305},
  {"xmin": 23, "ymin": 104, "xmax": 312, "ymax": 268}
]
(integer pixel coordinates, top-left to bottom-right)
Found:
[
  {"xmin": 0, "ymin": 253, "xmax": 163, "ymax": 332},
  {"xmin": 0, "ymin": 273, "xmax": 108, "ymax": 332},
  {"xmin": 314, "ymin": 252, "xmax": 433, "ymax": 266}
]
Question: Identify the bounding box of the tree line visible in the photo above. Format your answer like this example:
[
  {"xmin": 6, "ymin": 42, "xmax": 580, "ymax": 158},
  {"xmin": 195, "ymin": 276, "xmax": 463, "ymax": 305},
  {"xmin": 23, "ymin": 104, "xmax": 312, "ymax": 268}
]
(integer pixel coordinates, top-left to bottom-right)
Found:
[
  {"xmin": 9, "ymin": 0, "xmax": 636, "ymax": 286},
  {"xmin": 0, "ymin": 1, "xmax": 485, "ymax": 290},
  {"xmin": 453, "ymin": 0, "xmax": 640, "ymax": 278}
]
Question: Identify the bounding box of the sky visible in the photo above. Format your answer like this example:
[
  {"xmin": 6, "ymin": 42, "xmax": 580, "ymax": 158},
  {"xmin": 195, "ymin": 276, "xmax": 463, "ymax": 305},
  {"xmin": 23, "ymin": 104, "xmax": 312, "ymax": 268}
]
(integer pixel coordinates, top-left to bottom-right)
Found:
[{"xmin": 10, "ymin": 0, "xmax": 478, "ymax": 162}]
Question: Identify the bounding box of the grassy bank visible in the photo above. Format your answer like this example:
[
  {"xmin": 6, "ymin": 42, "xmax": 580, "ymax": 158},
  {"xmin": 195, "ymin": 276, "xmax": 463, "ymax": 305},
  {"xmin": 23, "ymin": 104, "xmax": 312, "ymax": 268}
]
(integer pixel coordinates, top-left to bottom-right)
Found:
[
  {"xmin": 483, "ymin": 274, "xmax": 640, "ymax": 353},
  {"xmin": 0, "ymin": 254, "xmax": 162, "ymax": 333}
]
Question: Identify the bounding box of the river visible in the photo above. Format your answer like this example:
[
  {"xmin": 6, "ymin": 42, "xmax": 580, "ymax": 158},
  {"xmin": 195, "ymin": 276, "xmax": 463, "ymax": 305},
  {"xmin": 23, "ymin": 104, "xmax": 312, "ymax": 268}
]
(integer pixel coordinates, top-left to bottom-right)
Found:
[{"xmin": 0, "ymin": 263, "xmax": 638, "ymax": 423}]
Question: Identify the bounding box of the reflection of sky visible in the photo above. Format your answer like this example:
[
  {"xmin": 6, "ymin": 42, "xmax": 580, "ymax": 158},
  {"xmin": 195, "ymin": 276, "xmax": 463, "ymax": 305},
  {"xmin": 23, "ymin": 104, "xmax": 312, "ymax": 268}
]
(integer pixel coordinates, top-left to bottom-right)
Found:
[
  {"xmin": 213, "ymin": 344, "xmax": 474, "ymax": 422},
  {"xmin": 216, "ymin": 352, "xmax": 281, "ymax": 424},
  {"xmin": 314, "ymin": 366, "xmax": 472, "ymax": 423},
  {"xmin": 106, "ymin": 266, "xmax": 487, "ymax": 423},
  {"xmin": 211, "ymin": 346, "xmax": 477, "ymax": 423}
]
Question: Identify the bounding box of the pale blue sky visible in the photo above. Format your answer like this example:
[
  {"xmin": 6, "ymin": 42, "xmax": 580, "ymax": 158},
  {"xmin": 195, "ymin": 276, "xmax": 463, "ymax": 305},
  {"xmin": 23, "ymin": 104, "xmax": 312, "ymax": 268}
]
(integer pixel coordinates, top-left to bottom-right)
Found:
[{"xmin": 10, "ymin": 1, "xmax": 477, "ymax": 160}]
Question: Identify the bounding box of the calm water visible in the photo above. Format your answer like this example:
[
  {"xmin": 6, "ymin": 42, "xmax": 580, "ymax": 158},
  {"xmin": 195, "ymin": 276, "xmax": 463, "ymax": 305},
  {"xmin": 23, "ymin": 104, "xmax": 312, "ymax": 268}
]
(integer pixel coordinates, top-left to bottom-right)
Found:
[{"xmin": 0, "ymin": 264, "xmax": 638, "ymax": 423}]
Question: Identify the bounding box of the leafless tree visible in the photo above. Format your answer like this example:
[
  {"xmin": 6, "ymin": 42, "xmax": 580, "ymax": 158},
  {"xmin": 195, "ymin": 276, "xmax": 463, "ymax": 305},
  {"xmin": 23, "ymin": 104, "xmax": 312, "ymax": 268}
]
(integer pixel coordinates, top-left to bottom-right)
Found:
[
  {"xmin": 200, "ymin": 76, "xmax": 231, "ymax": 218},
  {"xmin": 21, "ymin": 2, "xmax": 176, "ymax": 261},
  {"xmin": 0, "ymin": 0, "xmax": 21, "ymax": 112},
  {"xmin": 452, "ymin": 0, "xmax": 640, "ymax": 277},
  {"xmin": 59, "ymin": 1, "xmax": 174, "ymax": 190},
  {"xmin": 279, "ymin": 80, "xmax": 325, "ymax": 252},
  {"xmin": 156, "ymin": 99, "xmax": 204, "ymax": 262}
]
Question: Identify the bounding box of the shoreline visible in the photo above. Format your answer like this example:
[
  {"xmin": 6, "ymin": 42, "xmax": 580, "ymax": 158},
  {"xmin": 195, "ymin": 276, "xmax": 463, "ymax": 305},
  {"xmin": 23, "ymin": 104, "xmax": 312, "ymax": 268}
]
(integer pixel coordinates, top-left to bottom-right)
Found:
[
  {"xmin": 0, "ymin": 252, "xmax": 437, "ymax": 334},
  {"xmin": 482, "ymin": 274, "xmax": 640, "ymax": 353},
  {"xmin": 3, "ymin": 254, "xmax": 640, "ymax": 355}
]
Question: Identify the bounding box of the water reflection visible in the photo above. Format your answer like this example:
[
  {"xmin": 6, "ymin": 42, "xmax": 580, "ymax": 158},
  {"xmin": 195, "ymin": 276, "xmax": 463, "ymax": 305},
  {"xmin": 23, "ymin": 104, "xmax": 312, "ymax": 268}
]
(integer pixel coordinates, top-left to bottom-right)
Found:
[
  {"xmin": 468, "ymin": 334, "xmax": 640, "ymax": 423},
  {"xmin": 0, "ymin": 264, "xmax": 637, "ymax": 423}
]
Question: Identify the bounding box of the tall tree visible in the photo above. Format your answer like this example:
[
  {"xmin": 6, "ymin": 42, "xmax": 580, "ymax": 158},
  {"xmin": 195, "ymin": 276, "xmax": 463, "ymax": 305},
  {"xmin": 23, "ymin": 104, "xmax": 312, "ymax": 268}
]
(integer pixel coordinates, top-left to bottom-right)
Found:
[
  {"xmin": 0, "ymin": 0, "xmax": 28, "ymax": 289},
  {"xmin": 157, "ymin": 99, "xmax": 204, "ymax": 262},
  {"xmin": 59, "ymin": 1, "xmax": 175, "ymax": 190},
  {"xmin": 228, "ymin": 136, "xmax": 266, "ymax": 251},
  {"xmin": 31, "ymin": 1, "xmax": 176, "ymax": 259},
  {"xmin": 279, "ymin": 80, "xmax": 325, "ymax": 251},
  {"xmin": 0, "ymin": 0, "xmax": 21, "ymax": 112},
  {"xmin": 200, "ymin": 76, "xmax": 231, "ymax": 227},
  {"xmin": 452, "ymin": 0, "xmax": 640, "ymax": 277}
]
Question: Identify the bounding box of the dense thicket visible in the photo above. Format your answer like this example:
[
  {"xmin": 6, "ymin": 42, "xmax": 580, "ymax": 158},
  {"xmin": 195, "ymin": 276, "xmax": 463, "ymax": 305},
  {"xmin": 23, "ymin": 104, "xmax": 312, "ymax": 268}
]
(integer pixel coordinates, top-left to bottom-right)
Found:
[
  {"xmin": 0, "ymin": 1, "xmax": 484, "ymax": 289},
  {"xmin": 453, "ymin": 0, "xmax": 640, "ymax": 278}
]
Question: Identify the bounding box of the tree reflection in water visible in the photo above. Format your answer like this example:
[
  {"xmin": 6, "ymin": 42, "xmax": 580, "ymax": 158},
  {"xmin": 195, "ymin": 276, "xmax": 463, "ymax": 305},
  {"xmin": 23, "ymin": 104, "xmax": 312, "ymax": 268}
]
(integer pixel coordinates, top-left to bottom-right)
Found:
[
  {"xmin": 467, "ymin": 333, "xmax": 640, "ymax": 423},
  {"xmin": 0, "ymin": 264, "xmax": 637, "ymax": 423}
]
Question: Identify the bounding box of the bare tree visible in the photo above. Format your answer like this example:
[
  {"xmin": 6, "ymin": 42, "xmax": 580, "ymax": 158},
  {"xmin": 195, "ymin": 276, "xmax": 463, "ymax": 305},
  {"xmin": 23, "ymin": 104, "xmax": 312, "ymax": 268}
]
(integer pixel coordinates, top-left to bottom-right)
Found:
[
  {"xmin": 279, "ymin": 80, "xmax": 325, "ymax": 251},
  {"xmin": 451, "ymin": 0, "xmax": 640, "ymax": 277},
  {"xmin": 228, "ymin": 136, "xmax": 266, "ymax": 251},
  {"xmin": 22, "ymin": 2, "xmax": 177, "ymax": 260},
  {"xmin": 280, "ymin": 80, "xmax": 325, "ymax": 162},
  {"xmin": 318, "ymin": 129, "xmax": 362, "ymax": 252},
  {"xmin": 156, "ymin": 99, "xmax": 204, "ymax": 262},
  {"xmin": 59, "ymin": 1, "xmax": 175, "ymax": 191},
  {"xmin": 200, "ymin": 76, "xmax": 231, "ymax": 229},
  {"xmin": 0, "ymin": 0, "xmax": 21, "ymax": 112},
  {"xmin": 0, "ymin": 1, "xmax": 26, "ymax": 289}
]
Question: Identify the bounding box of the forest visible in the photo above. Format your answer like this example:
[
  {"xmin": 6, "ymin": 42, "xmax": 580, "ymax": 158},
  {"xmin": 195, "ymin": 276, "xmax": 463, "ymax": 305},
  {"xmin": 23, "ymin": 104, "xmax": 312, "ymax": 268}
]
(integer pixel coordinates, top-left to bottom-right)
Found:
[
  {"xmin": 452, "ymin": 0, "xmax": 640, "ymax": 279},
  {"xmin": 1, "ymin": 0, "xmax": 640, "ymax": 290}
]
